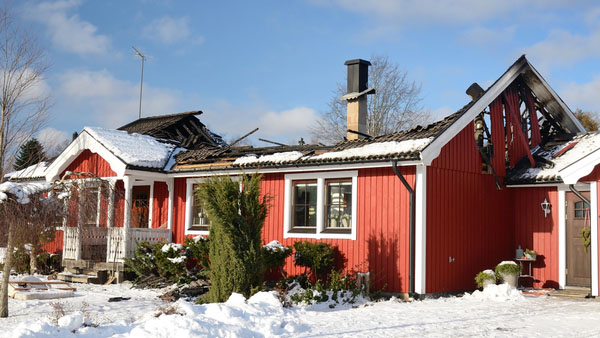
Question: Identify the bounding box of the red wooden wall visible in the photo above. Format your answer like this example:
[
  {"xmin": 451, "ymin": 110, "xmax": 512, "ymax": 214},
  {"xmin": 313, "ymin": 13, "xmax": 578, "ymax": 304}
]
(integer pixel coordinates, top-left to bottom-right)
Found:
[
  {"xmin": 172, "ymin": 168, "xmax": 415, "ymax": 292},
  {"xmin": 426, "ymin": 122, "xmax": 513, "ymax": 293},
  {"xmin": 61, "ymin": 150, "xmax": 116, "ymax": 178},
  {"xmin": 41, "ymin": 230, "xmax": 64, "ymax": 254},
  {"xmin": 152, "ymin": 181, "xmax": 169, "ymax": 228},
  {"xmin": 511, "ymin": 187, "xmax": 559, "ymax": 288}
]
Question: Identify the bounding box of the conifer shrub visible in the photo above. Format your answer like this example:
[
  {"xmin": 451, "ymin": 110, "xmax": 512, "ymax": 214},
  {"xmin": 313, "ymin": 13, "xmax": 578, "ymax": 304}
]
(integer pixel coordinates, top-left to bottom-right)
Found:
[
  {"xmin": 196, "ymin": 174, "xmax": 269, "ymax": 302},
  {"xmin": 125, "ymin": 241, "xmax": 191, "ymax": 284},
  {"xmin": 184, "ymin": 236, "xmax": 210, "ymax": 273},
  {"xmin": 262, "ymin": 240, "xmax": 292, "ymax": 279},
  {"xmin": 292, "ymin": 241, "xmax": 335, "ymax": 281}
]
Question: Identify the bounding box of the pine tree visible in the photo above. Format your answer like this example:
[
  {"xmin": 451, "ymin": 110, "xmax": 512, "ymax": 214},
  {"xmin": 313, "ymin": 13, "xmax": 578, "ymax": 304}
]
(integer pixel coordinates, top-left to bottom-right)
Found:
[
  {"xmin": 197, "ymin": 174, "xmax": 269, "ymax": 302},
  {"xmin": 13, "ymin": 138, "xmax": 45, "ymax": 171}
]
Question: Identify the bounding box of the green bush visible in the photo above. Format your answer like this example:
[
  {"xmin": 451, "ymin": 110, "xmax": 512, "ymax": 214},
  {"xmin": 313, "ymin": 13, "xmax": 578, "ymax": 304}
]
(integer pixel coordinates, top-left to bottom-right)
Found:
[
  {"xmin": 287, "ymin": 269, "xmax": 369, "ymax": 308},
  {"xmin": 36, "ymin": 252, "xmax": 62, "ymax": 274},
  {"xmin": 292, "ymin": 241, "xmax": 335, "ymax": 280},
  {"xmin": 474, "ymin": 269, "xmax": 496, "ymax": 288},
  {"xmin": 125, "ymin": 241, "xmax": 191, "ymax": 284},
  {"xmin": 262, "ymin": 240, "xmax": 291, "ymax": 274},
  {"xmin": 12, "ymin": 247, "xmax": 31, "ymax": 274},
  {"xmin": 124, "ymin": 241, "xmax": 162, "ymax": 278},
  {"xmin": 495, "ymin": 261, "xmax": 521, "ymax": 275},
  {"xmin": 197, "ymin": 174, "xmax": 269, "ymax": 302},
  {"xmin": 184, "ymin": 236, "xmax": 210, "ymax": 272}
]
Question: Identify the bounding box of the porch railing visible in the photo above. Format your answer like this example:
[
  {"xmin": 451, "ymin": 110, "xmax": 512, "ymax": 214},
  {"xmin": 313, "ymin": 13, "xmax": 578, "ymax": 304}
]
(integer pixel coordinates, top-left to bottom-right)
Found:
[{"xmin": 64, "ymin": 227, "xmax": 171, "ymax": 263}]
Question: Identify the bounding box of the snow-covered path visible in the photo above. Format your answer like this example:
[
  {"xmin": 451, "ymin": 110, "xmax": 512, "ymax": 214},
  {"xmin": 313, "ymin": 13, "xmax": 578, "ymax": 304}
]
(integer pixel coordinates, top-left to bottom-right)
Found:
[{"xmin": 2, "ymin": 279, "xmax": 600, "ymax": 337}]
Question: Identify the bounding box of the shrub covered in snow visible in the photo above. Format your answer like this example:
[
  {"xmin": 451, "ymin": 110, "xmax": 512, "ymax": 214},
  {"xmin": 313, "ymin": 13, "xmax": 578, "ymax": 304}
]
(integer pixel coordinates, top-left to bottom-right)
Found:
[
  {"xmin": 475, "ymin": 269, "xmax": 497, "ymax": 288},
  {"xmin": 262, "ymin": 240, "xmax": 291, "ymax": 278},
  {"xmin": 125, "ymin": 241, "xmax": 191, "ymax": 285},
  {"xmin": 495, "ymin": 261, "xmax": 521, "ymax": 275},
  {"xmin": 184, "ymin": 236, "xmax": 210, "ymax": 273}
]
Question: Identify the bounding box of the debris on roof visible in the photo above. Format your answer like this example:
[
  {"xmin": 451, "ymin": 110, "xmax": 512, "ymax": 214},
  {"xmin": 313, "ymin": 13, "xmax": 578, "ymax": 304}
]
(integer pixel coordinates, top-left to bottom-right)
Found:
[{"xmin": 4, "ymin": 161, "xmax": 48, "ymax": 181}]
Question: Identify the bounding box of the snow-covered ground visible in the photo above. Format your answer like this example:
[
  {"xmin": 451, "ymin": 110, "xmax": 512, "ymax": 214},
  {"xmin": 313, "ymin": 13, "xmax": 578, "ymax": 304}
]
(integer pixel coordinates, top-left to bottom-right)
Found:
[{"xmin": 2, "ymin": 277, "xmax": 600, "ymax": 337}]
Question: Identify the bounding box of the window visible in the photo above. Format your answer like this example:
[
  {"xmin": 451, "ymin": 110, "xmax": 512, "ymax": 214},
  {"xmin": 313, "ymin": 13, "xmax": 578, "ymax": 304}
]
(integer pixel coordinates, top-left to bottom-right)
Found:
[
  {"xmin": 291, "ymin": 180, "xmax": 317, "ymax": 232},
  {"xmin": 284, "ymin": 171, "xmax": 357, "ymax": 240},
  {"xmin": 190, "ymin": 187, "xmax": 210, "ymax": 231},
  {"xmin": 574, "ymin": 201, "xmax": 590, "ymax": 219}
]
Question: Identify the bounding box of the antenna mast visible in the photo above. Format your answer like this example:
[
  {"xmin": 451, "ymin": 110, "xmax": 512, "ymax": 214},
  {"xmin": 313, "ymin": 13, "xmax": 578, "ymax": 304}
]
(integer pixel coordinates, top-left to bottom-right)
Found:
[{"xmin": 132, "ymin": 46, "xmax": 146, "ymax": 119}]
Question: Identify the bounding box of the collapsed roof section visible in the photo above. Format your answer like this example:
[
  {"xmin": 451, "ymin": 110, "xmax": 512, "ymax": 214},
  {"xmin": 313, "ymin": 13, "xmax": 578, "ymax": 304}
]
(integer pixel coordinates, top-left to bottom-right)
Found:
[{"xmin": 117, "ymin": 111, "xmax": 226, "ymax": 149}]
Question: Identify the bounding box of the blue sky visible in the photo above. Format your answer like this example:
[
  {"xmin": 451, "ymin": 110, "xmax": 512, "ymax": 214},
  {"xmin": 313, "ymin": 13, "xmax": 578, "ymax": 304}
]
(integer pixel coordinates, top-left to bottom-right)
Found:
[{"xmin": 18, "ymin": 0, "xmax": 600, "ymax": 149}]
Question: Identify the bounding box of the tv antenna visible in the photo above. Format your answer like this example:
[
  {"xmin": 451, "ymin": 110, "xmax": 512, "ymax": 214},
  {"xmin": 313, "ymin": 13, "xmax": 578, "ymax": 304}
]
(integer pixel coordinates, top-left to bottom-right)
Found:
[{"xmin": 132, "ymin": 46, "xmax": 146, "ymax": 119}]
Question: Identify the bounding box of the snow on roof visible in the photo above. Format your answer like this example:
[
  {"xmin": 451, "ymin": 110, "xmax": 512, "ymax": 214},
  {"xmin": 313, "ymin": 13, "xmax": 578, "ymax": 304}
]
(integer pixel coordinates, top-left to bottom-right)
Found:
[
  {"xmin": 3, "ymin": 161, "xmax": 48, "ymax": 180},
  {"xmin": 163, "ymin": 147, "xmax": 186, "ymax": 171},
  {"xmin": 518, "ymin": 133, "xmax": 600, "ymax": 181},
  {"xmin": 310, "ymin": 138, "xmax": 433, "ymax": 160},
  {"xmin": 84, "ymin": 127, "xmax": 176, "ymax": 168},
  {"xmin": 233, "ymin": 151, "xmax": 304, "ymax": 166},
  {"xmin": 0, "ymin": 181, "xmax": 51, "ymax": 204}
]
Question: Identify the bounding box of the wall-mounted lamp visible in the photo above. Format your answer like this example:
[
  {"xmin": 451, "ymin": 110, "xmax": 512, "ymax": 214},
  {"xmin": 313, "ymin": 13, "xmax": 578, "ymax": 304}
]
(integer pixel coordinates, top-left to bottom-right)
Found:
[{"xmin": 541, "ymin": 198, "xmax": 551, "ymax": 218}]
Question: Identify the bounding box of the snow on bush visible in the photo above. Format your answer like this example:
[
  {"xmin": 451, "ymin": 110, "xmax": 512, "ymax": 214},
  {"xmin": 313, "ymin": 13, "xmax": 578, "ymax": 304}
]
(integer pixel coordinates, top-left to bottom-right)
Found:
[
  {"xmin": 0, "ymin": 181, "xmax": 51, "ymax": 204},
  {"xmin": 263, "ymin": 240, "xmax": 288, "ymax": 252},
  {"xmin": 161, "ymin": 243, "xmax": 183, "ymax": 253},
  {"xmin": 167, "ymin": 256, "xmax": 186, "ymax": 264},
  {"xmin": 464, "ymin": 283, "xmax": 524, "ymax": 301},
  {"xmin": 497, "ymin": 260, "xmax": 518, "ymax": 266}
]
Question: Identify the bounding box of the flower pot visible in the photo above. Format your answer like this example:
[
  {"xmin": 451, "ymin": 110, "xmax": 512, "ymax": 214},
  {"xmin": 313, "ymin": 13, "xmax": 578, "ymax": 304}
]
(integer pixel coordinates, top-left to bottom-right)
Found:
[
  {"xmin": 482, "ymin": 278, "xmax": 496, "ymax": 289},
  {"xmin": 525, "ymin": 253, "xmax": 536, "ymax": 260},
  {"xmin": 499, "ymin": 272, "xmax": 518, "ymax": 287}
]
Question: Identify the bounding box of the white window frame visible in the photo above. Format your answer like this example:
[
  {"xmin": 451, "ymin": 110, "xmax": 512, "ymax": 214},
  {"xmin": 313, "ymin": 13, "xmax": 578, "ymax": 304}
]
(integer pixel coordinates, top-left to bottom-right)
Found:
[
  {"xmin": 185, "ymin": 178, "xmax": 210, "ymax": 236},
  {"xmin": 284, "ymin": 171, "xmax": 358, "ymax": 240}
]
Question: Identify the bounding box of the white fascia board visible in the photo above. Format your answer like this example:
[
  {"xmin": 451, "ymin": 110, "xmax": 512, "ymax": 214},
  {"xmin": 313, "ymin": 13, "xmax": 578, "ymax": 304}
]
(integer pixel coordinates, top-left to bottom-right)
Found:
[
  {"xmin": 558, "ymin": 187, "xmax": 566, "ymax": 289},
  {"xmin": 124, "ymin": 169, "xmax": 169, "ymax": 181},
  {"xmin": 420, "ymin": 59, "xmax": 527, "ymax": 165},
  {"xmin": 559, "ymin": 148, "xmax": 600, "ymax": 184},
  {"xmin": 506, "ymin": 183, "xmax": 562, "ymax": 188},
  {"xmin": 414, "ymin": 165, "xmax": 427, "ymax": 294},
  {"xmin": 525, "ymin": 60, "xmax": 586, "ymax": 134},
  {"xmin": 45, "ymin": 131, "xmax": 126, "ymax": 182},
  {"xmin": 168, "ymin": 160, "xmax": 421, "ymax": 178},
  {"xmin": 591, "ymin": 182, "xmax": 599, "ymax": 296}
]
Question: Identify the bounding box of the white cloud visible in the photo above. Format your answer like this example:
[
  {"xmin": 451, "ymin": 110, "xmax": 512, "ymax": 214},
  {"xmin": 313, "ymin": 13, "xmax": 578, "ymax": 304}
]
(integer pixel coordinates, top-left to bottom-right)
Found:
[
  {"xmin": 58, "ymin": 69, "xmax": 181, "ymax": 128},
  {"xmin": 524, "ymin": 29, "xmax": 600, "ymax": 71},
  {"xmin": 36, "ymin": 127, "xmax": 70, "ymax": 156},
  {"xmin": 459, "ymin": 26, "xmax": 516, "ymax": 46},
  {"xmin": 201, "ymin": 100, "xmax": 317, "ymax": 145},
  {"xmin": 26, "ymin": 0, "xmax": 111, "ymax": 56},
  {"xmin": 560, "ymin": 76, "xmax": 600, "ymax": 112},
  {"xmin": 143, "ymin": 16, "xmax": 203, "ymax": 45}
]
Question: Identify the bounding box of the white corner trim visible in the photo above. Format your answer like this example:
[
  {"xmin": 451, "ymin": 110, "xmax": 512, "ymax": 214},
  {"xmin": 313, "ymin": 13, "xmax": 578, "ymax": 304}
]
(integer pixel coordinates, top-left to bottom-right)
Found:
[
  {"xmin": 167, "ymin": 179, "xmax": 174, "ymax": 231},
  {"xmin": 184, "ymin": 178, "xmax": 209, "ymax": 236},
  {"xmin": 559, "ymin": 148, "xmax": 600, "ymax": 184},
  {"xmin": 591, "ymin": 182, "xmax": 599, "ymax": 296},
  {"xmin": 414, "ymin": 165, "xmax": 427, "ymax": 294},
  {"xmin": 283, "ymin": 170, "xmax": 358, "ymax": 240},
  {"xmin": 558, "ymin": 187, "xmax": 567, "ymax": 289},
  {"xmin": 148, "ymin": 183, "xmax": 154, "ymax": 229},
  {"xmin": 420, "ymin": 59, "xmax": 527, "ymax": 165},
  {"xmin": 45, "ymin": 131, "xmax": 126, "ymax": 182}
]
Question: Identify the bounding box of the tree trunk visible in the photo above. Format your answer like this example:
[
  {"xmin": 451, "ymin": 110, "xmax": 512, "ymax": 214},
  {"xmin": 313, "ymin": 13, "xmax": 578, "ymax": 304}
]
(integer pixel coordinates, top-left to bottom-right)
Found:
[
  {"xmin": 0, "ymin": 224, "xmax": 14, "ymax": 317},
  {"xmin": 29, "ymin": 243, "xmax": 37, "ymax": 275}
]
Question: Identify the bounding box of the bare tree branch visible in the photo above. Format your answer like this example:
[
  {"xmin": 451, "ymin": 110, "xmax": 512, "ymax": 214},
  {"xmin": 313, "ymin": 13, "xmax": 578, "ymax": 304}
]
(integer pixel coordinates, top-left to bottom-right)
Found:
[{"xmin": 311, "ymin": 54, "xmax": 431, "ymax": 144}]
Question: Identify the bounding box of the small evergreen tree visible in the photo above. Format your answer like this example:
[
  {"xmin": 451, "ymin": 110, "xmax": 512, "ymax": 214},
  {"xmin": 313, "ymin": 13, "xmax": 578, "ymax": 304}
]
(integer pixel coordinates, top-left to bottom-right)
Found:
[
  {"xmin": 13, "ymin": 138, "xmax": 45, "ymax": 171},
  {"xmin": 197, "ymin": 174, "xmax": 269, "ymax": 302}
]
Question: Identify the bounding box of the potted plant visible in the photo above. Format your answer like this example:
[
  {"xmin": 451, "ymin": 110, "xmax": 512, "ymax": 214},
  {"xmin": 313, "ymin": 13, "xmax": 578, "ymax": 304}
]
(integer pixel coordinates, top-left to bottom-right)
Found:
[
  {"xmin": 475, "ymin": 269, "xmax": 497, "ymax": 289},
  {"xmin": 524, "ymin": 249, "xmax": 537, "ymax": 260},
  {"xmin": 495, "ymin": 261, "xmax": 520, "ymax": 287}
]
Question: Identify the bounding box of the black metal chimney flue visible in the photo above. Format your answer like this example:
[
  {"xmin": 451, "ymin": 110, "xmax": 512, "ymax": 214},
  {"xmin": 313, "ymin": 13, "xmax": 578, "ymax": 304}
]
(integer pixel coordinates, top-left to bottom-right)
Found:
[{"xmin": 344, "ymin": 59, "xmax": 371, "ymax": 94}]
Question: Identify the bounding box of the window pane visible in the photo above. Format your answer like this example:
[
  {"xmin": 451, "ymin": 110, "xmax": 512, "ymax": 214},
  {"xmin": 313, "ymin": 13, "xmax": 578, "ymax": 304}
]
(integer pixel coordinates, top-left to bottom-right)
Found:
[
  {"xmin": 294, "ymin": 206, "xmax": 306, "ymax": 226},
  {"xmin": 575, "ymin": 210, "xmax": 583, "ymax": 218},
  {"xmin": 291, "ymin": 181, "xmax": 317, "ymax": 229},
  {"xmin": 307, "ymin": 184, "xmax": 317, "ymax": 204},
  {"xmin": 325, "ymin": 180, "xmax": 352, "ymax": 229},
  {"xmin": 191, "ymin": 194, "xmax": 210, "ymax": 228}
]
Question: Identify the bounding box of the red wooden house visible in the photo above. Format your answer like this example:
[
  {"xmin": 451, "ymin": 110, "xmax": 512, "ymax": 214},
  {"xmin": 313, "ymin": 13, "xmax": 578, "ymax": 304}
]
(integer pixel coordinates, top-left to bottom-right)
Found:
[{"xmin": 15, "ymin": 55, "xmax": 600, "ymax": 296}]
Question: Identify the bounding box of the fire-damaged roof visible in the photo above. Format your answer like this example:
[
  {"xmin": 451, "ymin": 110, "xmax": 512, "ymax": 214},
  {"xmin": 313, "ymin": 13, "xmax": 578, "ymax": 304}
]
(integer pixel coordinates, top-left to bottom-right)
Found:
[
  {"xmin": 118, "ymin": 111, "xmax": 226, "ymax": 149},
  {"xmin": 172, "ymin": 110, "xmax": 464, "ymax": 171}
]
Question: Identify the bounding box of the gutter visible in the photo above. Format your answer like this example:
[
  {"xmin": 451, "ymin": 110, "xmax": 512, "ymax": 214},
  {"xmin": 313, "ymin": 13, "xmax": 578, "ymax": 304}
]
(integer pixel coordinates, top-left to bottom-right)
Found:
[
  {"xmin": 569, "ymin": 184, "xmax": 590, "ymax": 204},
  {"xmin": 392, "ymin": 160, "xmax": 415, "ymax": 296}
]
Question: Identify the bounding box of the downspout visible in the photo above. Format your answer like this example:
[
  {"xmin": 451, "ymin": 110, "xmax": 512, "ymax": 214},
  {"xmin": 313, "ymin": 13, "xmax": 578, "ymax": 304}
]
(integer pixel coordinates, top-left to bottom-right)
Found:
[{"xmin": 392, "ymin": 160, "xmax": 415, "ymax": 296}]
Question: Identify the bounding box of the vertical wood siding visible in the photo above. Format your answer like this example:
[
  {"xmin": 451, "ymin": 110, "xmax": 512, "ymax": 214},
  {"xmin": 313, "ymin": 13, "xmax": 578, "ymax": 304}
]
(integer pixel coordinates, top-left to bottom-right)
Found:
[
  {"xmin": 426, "ymin": 167, "xmax": 512, "ymax": 293},
  {"xmin": 42, "ymin": 230, "xmax": 64, "ymax": 254},
  {"xmin": 61, "ymin": 149, "xmax": 116, "ymax": 177},
  {"xmin": 171, "ymin": 168, "xmax": 415, "ymax": 293},
  {"xmin": 152, "ymin": 181, "xmax": 169, "ymax": 228},
  {"xmin": 512, "ymin": 187, "xmax": 559, "ymax": 289}
]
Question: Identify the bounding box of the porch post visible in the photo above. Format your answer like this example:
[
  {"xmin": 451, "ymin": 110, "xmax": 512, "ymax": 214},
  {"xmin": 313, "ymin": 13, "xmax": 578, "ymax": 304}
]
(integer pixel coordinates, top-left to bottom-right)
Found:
[
  {"xmin": 591, "ymin": 182, "xmax": 599, "ymax": 296},
  {"xmin": 148, "ymin": 181, "xmax": 154, "ymax": 228},
  {"xmin": 167, "ymin": 178, "xmax": 174, "ymax": 231},
  {"xmin": 558, "ymin": 186, "xmax": 567, "ymax": 289},
  {"xmin": 123, "ymin": 176, "xmax": 132, "ymax": 229},
  {"xmin": 106, "ymin": 179, "xmax": 116, "ymax": 263},
  {"xmin": 76, "ymin": 185, "xmax": 83, "ymax": 261}
]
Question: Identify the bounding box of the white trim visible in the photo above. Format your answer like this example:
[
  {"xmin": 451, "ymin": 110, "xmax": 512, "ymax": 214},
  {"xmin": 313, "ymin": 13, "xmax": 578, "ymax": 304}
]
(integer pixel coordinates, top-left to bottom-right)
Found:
[
  {"xmin": 414, "ymin": 165, "xmax": 427, "ymax": 294},
  {"xmin": 283, "ymin": 170, "xmax": 358, "ymax": 240},
  {"xmin": 558, "ymin": 186, "xmax": 567, "ymax": 289},
  {"xmin": 560, "ymin": 148, "xmax": 600, "ymax": 185},
  {"xmin": 124, "ymin": 169, "xmax": 169, "ymax": 180},
  {"xmin": 148, "ymin": 182, "xmax": 154, "ymax": 228},
  {"xmin": 45, "ymin": 131, "xmax": 127, "ymax": 182},
  {"xmin": 169, "ymin": 161, "xmax": 421, "ymax": 178},
  {"xmin": 123, "ymin": 176, "xmax": 132, "ymax": 229},
  {"xmin": 420, "ymin": 58, "xmax": 528, "ymax": 165},
  {"xmin": 591, "ymin": 182, "xmax": 599, "ymax": 296},
  {"xmin": 167, "ymin": 179, "xmax": 174, "ymax": 230},
  {"xmin": 184, "ymin": 178, "xmax": 210, "ymax": 236},
  {"xmin": 506, "ymin": 183, "xmax": 563, "ymax": 188}
]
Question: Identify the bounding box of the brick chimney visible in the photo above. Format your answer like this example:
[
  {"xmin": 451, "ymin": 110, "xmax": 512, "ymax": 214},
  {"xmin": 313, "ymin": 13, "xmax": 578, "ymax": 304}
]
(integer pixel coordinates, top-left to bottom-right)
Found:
[{"xmin": 342, "ymin": 59, "xmax": 374, "ymax": 140}]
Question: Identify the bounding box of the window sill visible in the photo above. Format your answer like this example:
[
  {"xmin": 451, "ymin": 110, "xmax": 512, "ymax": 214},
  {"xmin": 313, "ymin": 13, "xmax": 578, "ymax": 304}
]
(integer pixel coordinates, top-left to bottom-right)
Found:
[
  {"xmin": 185, "ymin": 227, "xmax": 209, "ymax": 236},
  {"xmin": 284, "ymin": 230, "xmax": 355, "ymax": 240}
]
